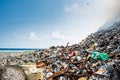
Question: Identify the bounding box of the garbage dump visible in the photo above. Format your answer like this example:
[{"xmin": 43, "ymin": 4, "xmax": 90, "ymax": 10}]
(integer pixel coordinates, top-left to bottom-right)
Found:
[
  {"xmin": 0, "ymin": 22, "xmax": 120, "ymax": 80},
  {"xmin": 37, "ymin": 25, "xmax": 120, "ymax": 80}
]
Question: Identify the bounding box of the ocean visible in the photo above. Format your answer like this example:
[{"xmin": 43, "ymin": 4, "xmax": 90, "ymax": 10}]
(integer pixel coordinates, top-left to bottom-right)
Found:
[{"xmin": 0, "ymin": 48, "xmax": 41, "ymax": 52}]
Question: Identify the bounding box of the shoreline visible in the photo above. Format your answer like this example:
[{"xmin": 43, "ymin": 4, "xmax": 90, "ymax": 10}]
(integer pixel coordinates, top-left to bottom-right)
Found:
[{"xmin": 0, "ymin": 51, "xmax": 34, "ymax": 59}]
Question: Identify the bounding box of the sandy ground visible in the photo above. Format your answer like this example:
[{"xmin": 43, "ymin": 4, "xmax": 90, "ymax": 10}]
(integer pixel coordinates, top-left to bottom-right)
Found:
[{"xmin": 0, "ymin": 52, "xmax": 26, "ymax": 59}]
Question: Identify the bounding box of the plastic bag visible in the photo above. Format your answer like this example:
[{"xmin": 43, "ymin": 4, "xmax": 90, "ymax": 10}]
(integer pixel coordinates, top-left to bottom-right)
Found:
[{"xmin": 91, "ymin": 52, "xmax": 108, "ymax": 61}]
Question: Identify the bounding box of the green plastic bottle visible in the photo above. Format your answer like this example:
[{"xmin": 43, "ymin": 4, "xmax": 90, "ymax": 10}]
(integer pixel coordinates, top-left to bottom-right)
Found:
[{"xmin": 91, "ymin": 52, "xmax": 108, "ymax": 61}]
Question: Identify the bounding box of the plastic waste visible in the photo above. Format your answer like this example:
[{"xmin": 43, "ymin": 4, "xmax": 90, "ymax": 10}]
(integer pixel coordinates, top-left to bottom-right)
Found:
[
  {"xmin": 91, "ymin": 52, "xmax": 108, "ymax": 61},
  {"xmin": 54, "ymin": 67, "xmax": 60, "ymax": 72},
  {"xmin": 78, "ymin": 77, "xmax": 87, "ymax": 80},
  {"xmin": 88, "ymin": 44, "xmax": 95, "ymax": 51},
  {"xmin": 94, "ymin": 68, "xmax": 106, "ymax": 74},
  {"xmin": 36, "ymin": 61, "xmax": 46, "ymax": 68},
  {"xmin": 46, "ymin": 72, "xmax": 53, "ymax": 78},
  {"xmin": 71, "ymin": 51, "xmax": 78, "ymax": 56},
  {"xmin": 59, "ymin": 75, "xmax": 67, "ymax": 80},
  {"xmin": 29, "ymin": 67, "xmax": 44, "ymax": 74},
  {"xmin": 69, "ymin": 51, "xmax": 78, "ymax": 59},
  {"xmin": 106, "ymin": 63, "xmax": 120, "ymax": 80}
]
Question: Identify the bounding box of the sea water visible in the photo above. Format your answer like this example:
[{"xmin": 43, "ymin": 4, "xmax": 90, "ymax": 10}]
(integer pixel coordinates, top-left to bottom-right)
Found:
[{"xmin": 0, "ymin": 48, "xmax": 41, "ymax": 53}]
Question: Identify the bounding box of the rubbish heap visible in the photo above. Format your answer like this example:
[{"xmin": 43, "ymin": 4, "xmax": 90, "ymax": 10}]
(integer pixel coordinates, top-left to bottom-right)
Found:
[
  {"xmin": 36, "ymin": 25, "xmax": 120, "ymax": 80},
  {"xmin": 0, "ymin": 22, "xmax": 120, "ymax": 80}
]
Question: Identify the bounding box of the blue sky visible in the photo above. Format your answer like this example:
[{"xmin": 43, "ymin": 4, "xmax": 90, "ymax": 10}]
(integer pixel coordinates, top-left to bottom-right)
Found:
[{"xmin": 0, "ymin": 0, "xmax": 119, "ymax": 48}]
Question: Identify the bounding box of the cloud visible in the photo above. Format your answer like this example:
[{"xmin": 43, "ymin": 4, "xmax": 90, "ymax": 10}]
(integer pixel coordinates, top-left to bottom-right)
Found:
[
  {"xmin": 28, "ymin": 32, "xmax": 37, "ymax": 41},
  {"xmin": 43, "ymin": 35, "xmax": 50, "ymax": 38},
  {"xmin": 43, "ymin": 30, "xmax": 66, "ymax": 41},
  {"xmin": 64, "ymin": 1, "xmax": 94, "ymax": 17},
  {"xmin": 64, "ymin": 3, "xmax": 80, "ymax": 13},
  {"xmin": 46, "ymin": 30, "xmax": 80, "ymax": 44},
  {"xmin": 13, "ymin": 33, "xmax": 27, "ymax": 39},
  {"xmin": 13, "ymin": 32, "xmax": 42, "ymax": 42},
  {"xmin": 52, "ymin": 31, "xmax": 65, "ymax": 40}
]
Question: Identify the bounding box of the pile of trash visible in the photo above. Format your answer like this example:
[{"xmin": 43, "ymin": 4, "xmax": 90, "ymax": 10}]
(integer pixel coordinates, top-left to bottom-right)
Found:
[
  {"xmin": 0, "ymin": 52, "xmax": 40, "ymax": 66},
  {"xmin": 0, "ymin": 22, "xmax": 120, "ymax": 80},
  {"xmin": 36, "ymin": 25, "xmax": 120, "ymax": 80}
]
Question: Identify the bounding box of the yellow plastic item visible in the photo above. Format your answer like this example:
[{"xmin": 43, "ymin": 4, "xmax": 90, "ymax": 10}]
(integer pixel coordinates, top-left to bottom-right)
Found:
[
  {"xmin": 88, "ymin": 44, "xmax": 95, "ymax": 51},
  {"xmin": 78, "ymin": 77, "xmax": 87, "ymax": 80}
]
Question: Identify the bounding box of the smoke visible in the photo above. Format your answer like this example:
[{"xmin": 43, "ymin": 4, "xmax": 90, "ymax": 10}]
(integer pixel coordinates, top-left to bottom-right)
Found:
[{"xmin": 102, "ymin": 0, "xmax": 120, "ymax": 22}]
